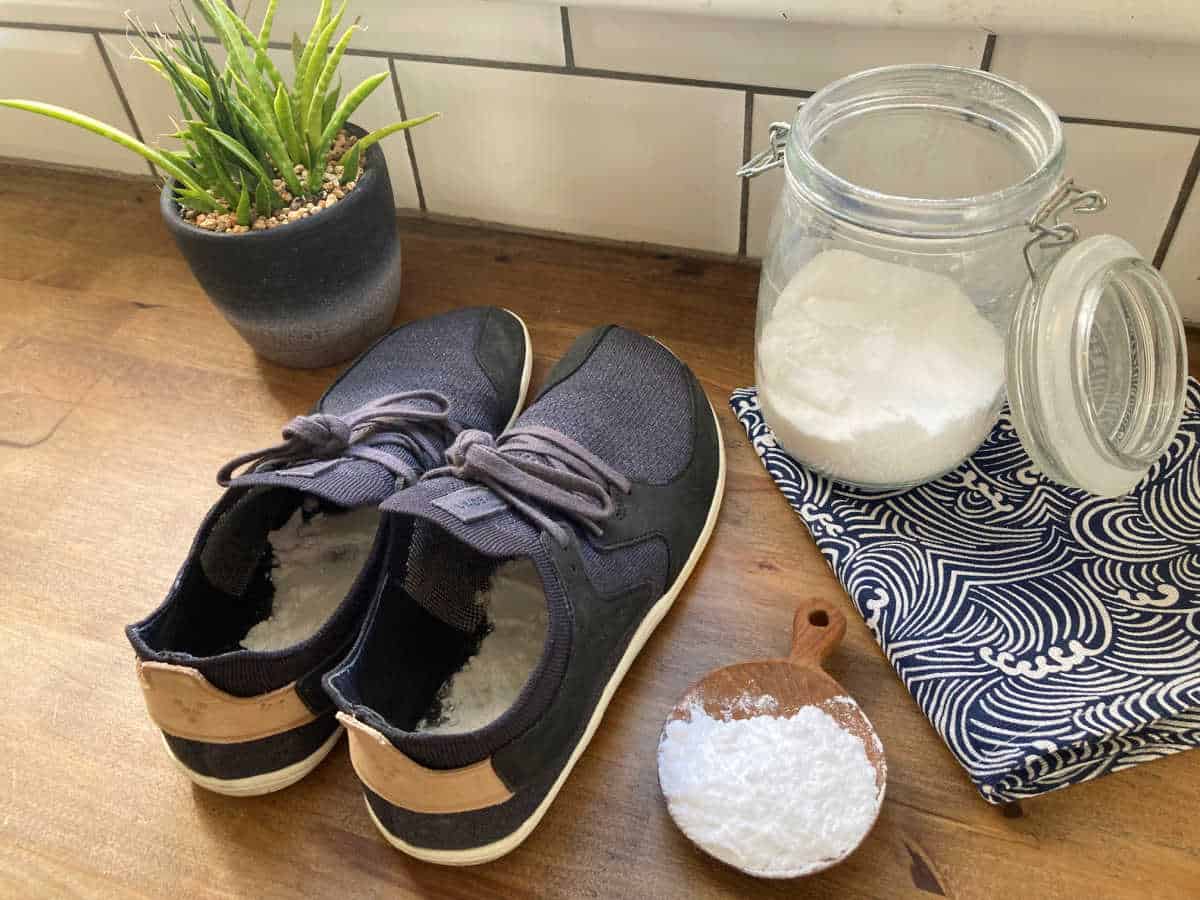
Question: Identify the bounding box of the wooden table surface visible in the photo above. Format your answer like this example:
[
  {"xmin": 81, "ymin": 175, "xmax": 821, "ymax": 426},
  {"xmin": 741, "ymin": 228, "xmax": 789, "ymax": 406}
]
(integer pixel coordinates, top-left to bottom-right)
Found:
[{"xmin": 2, "ymin": 164, "xmax": 1199, "ymax": 899}]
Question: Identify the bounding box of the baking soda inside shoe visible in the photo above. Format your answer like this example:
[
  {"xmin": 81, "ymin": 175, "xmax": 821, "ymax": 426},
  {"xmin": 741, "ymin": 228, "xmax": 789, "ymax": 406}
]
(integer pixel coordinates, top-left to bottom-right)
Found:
[
  {"xmin": 240, "ymin": 503, "xmax": 380, "ymax": 652},
  {"xmin": 657, "ymin": 697, "xmax": 882, "ymax": 878},
  {"xmin": 757, "ymin": 248, "xmax": 1005, "ymax": 487},
  {"xmin": 416, "ymin": 559, "xmax": 548, "ymax": 734}
]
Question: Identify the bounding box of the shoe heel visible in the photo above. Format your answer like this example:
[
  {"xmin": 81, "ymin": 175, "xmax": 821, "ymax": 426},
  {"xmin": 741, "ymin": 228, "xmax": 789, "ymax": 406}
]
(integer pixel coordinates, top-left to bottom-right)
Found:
[
  {"xmin": 160, "ymin": 720, "xmax": 344, "ymax": 796},
  {"xmin": 339, "ymin": 713, "xmax": 513, "ymax": 813},
  {"xmin": 137, "ymin": 659, "xmax": 337, "ymax": 794}
]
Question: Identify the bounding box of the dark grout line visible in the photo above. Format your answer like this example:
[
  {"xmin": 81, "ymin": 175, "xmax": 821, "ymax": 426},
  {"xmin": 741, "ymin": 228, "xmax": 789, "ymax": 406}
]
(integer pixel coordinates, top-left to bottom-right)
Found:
[
  {"xmin": 384, "ymin": 50, "xmax": 818, "ymax": 96},
  {"xmin": 560, "ymin": 7, "xmax": 575, "ymax": 68},
  {"xmin": 0, "ymin": 20, "xmax": 229, "ymax": 46},
  {"xmin": 738, "ymin": 92, "xmax": 753, "ymax": 258},
  {"xmin": 980, "ymin": 33, "xmax": 997, "ymax": 71},
  {"xmin": 93, "ymin": 32, "xmax": 155, "ymax": 179},
  {"xmin": 1153, "ymin": 137, "xmax": 1200, "ymax": 269},
  {"xmin": 0, "ymin": 19, "xmax": 124, "ymax": 34},
  {"xmin": 389, "ymin": 58, "xmax": 427, "ymax": 213},
  {"xmin": 1060, "ymin": 115, "xmax": 1200, "ymax": 136}
]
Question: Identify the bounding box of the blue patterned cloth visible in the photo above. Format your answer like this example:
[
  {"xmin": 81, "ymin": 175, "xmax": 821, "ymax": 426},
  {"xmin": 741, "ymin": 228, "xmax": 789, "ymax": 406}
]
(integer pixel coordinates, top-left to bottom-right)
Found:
[{"xmin": 731, "ymin": 378, "xmax": 1200, "ymax": 803}]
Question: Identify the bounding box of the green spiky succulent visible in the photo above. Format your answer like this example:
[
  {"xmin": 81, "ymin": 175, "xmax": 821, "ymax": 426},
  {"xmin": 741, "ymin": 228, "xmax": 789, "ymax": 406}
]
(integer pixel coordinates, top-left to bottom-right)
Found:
[{"xmin": 0, "ymin": 0, "xmax": 437, "ymax": 224}]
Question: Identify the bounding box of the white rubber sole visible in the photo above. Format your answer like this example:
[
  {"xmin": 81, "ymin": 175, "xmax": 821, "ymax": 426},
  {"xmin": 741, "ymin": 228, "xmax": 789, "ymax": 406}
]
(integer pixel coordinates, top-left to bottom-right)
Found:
[
  {"xmin": 161, "ymin": 725, "xmax": 344, "ymax": 797},
  {"xmin": 367, "ymin": 394, "xmax": 727, "ymax": 865},
  {"xmin": 501, "ymin": 308, "xmax": 534, "ymax": 430}
]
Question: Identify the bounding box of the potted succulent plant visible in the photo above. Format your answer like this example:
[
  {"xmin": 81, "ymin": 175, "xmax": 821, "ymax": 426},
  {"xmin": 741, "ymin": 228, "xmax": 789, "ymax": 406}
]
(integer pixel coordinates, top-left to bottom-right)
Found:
[{"xmin": 0, "ymin": 0, "xmax": 437, "ymax": 368}]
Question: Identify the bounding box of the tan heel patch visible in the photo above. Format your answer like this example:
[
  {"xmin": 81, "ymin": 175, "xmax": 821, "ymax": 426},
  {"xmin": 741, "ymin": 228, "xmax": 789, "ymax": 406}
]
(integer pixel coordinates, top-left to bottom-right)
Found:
[
  {"xmin": 339, "ymin": 713, "xmax": 514, "ymax": 814},
  {"xmin": 137, "ymin": 659, "xmax": 317, "ymax": 743}
]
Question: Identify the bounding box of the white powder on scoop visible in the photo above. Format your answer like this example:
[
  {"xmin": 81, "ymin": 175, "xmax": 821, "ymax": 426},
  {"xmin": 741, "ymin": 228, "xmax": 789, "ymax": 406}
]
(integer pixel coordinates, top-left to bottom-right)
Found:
[
  {"xmin": 757, "ymin": 249, "xmax": 1005, "ymax": 487},
  {"xmin": 240, "ymin": 504, "xmax": 380, "ymax": 652},
  {"xmin": 657, "ymin": 696, "xmax": 882, "ymax": 878},
  {"xmin": 416, "ymin": 559, "xmax": 548, "ymax": 734}
]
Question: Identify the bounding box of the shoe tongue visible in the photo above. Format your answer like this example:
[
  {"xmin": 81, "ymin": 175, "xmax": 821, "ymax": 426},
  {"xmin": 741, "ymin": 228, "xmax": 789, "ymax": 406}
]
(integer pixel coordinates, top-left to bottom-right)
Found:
[
  {"xmin": 384, "ymin": 476, "xmax": 553, "ymax": 636},
  {"xmin": 229, "ymin": 443, "xmax": 423, "ymax": 508},
  {"xmin": 381, "ymin": 476, "xmax": 544, "ymax": 558}
]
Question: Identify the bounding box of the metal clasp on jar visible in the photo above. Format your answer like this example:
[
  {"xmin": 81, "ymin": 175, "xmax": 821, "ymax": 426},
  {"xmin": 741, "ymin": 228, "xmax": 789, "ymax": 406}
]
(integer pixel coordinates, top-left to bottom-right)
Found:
[
  {"xmin": 1022, "ymin": 180, "xmax": 1107, "ymax": 285},
  {"xmin": 736, "ymin": 122, "xmax": 791, "ymax": 178}
]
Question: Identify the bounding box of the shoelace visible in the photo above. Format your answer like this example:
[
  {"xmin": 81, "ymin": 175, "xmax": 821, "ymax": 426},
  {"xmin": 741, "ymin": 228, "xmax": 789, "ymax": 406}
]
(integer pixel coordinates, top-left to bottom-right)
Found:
[
  {"xmin": 216, "ymin": 390, "xmax": 461, "ymax": 487},
  {"xmin": 427, "ymin": 426, "xmax": 632, "ymax": 548}
]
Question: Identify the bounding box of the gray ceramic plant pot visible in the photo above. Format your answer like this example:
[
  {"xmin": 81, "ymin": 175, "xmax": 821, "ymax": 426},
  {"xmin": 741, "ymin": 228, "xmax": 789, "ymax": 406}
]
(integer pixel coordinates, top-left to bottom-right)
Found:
[{"xmin": 161, "ymin": 123, "xmax": 401, "ymax": 369}]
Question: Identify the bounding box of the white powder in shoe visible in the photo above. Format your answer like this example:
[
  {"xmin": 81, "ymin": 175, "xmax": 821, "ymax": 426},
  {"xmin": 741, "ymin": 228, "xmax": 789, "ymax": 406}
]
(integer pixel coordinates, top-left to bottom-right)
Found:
[
  {"xmin": 757, "ymin": 249, "xmax": 1005, "ymax": 487},
  {"xmin": 240, "ymin": 503, "xmax": 380, "ymax": 652},
  {"xmin": 416, "ymin": 559, "xmax": 548, "ymax": 734},
  {"xmin": 657, "ymin": 696, "xmax": 882, "ymax": 878}
]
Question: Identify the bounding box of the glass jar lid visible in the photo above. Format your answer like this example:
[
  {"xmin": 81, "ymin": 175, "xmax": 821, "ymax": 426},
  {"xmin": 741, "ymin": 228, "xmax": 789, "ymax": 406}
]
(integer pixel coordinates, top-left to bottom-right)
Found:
[{"xmin": 1007, "ymin": 233, "xmax": 1189, "ymax": 497}]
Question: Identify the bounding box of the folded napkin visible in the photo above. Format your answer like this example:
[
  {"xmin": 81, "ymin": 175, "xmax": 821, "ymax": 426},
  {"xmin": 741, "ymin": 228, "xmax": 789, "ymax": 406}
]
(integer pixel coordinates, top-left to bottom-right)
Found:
[{"xmin": 731, "ymin": 379, "xmax": 1200, "ymax": 803}]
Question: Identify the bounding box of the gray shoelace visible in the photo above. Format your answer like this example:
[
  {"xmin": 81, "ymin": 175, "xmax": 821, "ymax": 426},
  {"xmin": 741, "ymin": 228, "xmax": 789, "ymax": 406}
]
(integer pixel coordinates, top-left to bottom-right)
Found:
[
  {"xmin": 428, "ymin": 426, "xmax": 633, "ymax": 548},
  {"xmin": 216, "ymin": 390, "xmax": 461, "ymax": 487}
]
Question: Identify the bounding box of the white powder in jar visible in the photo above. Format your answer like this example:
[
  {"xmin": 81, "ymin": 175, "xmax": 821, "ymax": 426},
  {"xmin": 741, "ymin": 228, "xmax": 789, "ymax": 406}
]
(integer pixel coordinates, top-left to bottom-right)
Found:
[
  {"xmin": 757, "ymin": 249, "xmax": 1006, "ymax": 487},
  {"xmin": 657, "ymin": 697, "xmax": 882, "ymax": 878}
]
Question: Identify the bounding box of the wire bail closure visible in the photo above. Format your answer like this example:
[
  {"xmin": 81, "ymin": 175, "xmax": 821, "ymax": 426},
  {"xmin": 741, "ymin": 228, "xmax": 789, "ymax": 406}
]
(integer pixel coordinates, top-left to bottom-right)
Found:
[
  {"xmin": 736, "ymin": 121, "xmax": 791, "ymax": 178},
  {"xmin": 1022, "ymin": 179, "xmax": 1107, "ymax": 286}
]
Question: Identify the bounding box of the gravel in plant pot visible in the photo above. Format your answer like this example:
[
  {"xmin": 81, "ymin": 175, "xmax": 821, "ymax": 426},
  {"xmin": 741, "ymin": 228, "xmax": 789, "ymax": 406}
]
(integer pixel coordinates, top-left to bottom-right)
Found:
[{"xmin": 1, "ymin": 0, "xmax": 437, "ymax": 368}]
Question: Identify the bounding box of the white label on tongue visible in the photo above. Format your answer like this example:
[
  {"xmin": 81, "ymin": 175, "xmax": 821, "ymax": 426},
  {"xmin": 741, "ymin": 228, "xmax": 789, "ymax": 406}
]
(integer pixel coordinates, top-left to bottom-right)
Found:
[
  {"xmin": 432, "ymin": 485, "xmax": 507, "ymax": 523},
  {"xmin": 278, "ymin": 459, "xmax": 342, "ymax": 478}
]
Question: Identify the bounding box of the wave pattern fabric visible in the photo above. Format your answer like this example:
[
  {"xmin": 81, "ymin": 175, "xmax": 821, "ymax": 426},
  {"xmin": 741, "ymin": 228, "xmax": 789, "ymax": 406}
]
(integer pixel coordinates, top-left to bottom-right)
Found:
[{"xmin": 730, "ymin": 379, "xmax": 1200, "ymax": 803}]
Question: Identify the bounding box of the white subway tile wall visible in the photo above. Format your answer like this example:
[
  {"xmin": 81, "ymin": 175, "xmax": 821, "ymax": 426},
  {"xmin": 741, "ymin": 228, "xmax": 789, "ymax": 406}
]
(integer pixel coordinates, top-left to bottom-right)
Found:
[
  {"xmin": 568, "ymin": 8, "xmax": 983, "ymax": 89},
  {"xmin": 0, "ymin": 0, "xmax": 177, "ymax": 29},
  {"xmin": 991, "ymin": 35, "xmax": 1200, "ymax": 129},
  {"xmin": 1062, "ymin": 124, "xmax": 1198, "ymax": 259},
  {"xmin": 395, "ymin": 61, "xmax": 744, "ymax": 252},
  {"xmin": 262, "ymin": 1, "xmax": 565, "ymax": 65},
  {"xmin": 0, "ymin": 27, "xmax": 145, "ymax": 174},
  {"xmin": 1, "ymin": 1, "xmax": 1198, "ymax": 320},
  {"xmin": 1163, "ymin": 198, "xmax": 1200, "ymax": 317}
]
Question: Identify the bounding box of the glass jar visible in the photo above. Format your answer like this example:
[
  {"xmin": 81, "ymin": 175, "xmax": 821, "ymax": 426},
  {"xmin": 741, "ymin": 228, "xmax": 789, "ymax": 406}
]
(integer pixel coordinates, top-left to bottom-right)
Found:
[{"xmin": 743, "ymin": 65, "xmax": 1188, "ymax": 497}]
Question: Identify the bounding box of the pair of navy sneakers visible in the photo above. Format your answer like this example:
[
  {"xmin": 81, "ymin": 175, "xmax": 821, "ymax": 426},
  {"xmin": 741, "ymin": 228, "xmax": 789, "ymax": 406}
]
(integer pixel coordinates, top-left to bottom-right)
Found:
[{"xmin": 128, "ymin": 307, "xmax": 725, "ymax": 865}]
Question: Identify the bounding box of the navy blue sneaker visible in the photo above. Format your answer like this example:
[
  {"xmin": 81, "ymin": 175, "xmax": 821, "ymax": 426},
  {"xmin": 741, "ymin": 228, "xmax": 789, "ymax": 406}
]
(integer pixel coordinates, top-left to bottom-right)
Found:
[
  {"xmin": 325, "ymin": 326, "xmax": 725, "ymax": 862},
  {"xmin": 127, "ymin": 308, "xmax": 531, "ymax": 795}
]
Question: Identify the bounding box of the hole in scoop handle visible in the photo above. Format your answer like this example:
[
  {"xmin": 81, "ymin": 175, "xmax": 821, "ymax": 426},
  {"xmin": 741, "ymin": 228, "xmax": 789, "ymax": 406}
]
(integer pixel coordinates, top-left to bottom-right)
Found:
[{"xmin": 788, "ymin": 598, "xmax": 847, "ymax": 667}]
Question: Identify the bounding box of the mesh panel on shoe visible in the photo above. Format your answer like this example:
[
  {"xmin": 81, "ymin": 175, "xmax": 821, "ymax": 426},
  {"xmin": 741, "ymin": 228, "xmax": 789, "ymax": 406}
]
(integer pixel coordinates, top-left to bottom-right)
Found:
[
  {"xmin": 229, "ymin": 309, "xmax": 515, "ymax": 507},
  {"xmin": 518, "ymin": 328, "xmax": 694, "ymax": 484},
  {"xmin": 403, "ymin": 521, "xmax": 502, "ymax": 633},
  {"xmin": 198, "ymin": 487, "xmax": 295, "ymax": 595},
  {"xmin": 321, "ymin": 308, "xmax": 500, "ymax": 432}
]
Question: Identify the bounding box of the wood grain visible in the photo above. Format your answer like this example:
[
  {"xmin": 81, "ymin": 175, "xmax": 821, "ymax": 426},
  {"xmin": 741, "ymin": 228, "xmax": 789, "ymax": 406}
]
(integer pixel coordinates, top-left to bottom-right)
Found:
[{"xmin": 2, "ymin": 163, "xmax": 1199, "ymax": 899}]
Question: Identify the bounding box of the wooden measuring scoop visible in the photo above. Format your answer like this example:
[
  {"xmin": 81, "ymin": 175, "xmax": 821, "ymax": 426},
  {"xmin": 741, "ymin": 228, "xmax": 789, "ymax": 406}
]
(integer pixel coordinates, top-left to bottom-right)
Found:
[{"xmin": 658, "ymin": 598, "xmax": 887, "ymax": 879}]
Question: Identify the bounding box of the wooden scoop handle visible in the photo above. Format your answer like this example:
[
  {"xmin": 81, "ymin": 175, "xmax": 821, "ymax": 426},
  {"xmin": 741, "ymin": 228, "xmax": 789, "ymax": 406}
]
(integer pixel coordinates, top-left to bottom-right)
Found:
[{"xmin": 787, "ymin": 598, "xmax": 847, "ymax": 668}]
